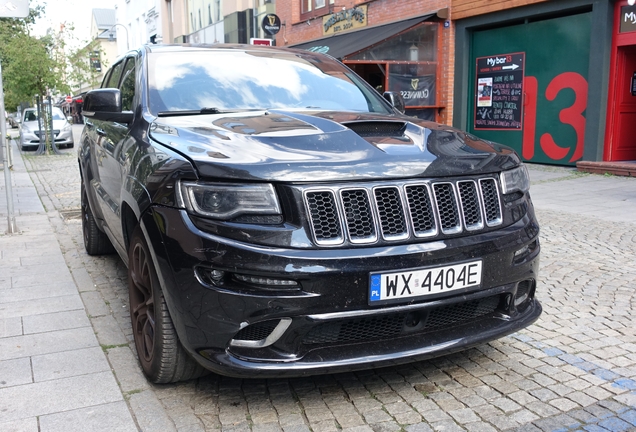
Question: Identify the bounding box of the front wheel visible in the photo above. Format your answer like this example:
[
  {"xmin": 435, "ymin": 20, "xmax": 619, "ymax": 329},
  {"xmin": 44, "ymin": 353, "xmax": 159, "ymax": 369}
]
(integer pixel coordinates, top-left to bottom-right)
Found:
[
  {"xmin": 81, "ymin": 181, "xmax": 114, "ymax": 255},
  {"xmin": 128, "ymin": 226, "xmax": 208, "ymax": 383}
]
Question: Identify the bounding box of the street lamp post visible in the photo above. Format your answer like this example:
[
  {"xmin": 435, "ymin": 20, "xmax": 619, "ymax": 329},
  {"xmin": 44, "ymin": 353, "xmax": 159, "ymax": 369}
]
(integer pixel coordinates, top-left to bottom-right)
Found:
[{"xmin": 108, "ymin": 24, "xmax": 130, "ymax": 51}]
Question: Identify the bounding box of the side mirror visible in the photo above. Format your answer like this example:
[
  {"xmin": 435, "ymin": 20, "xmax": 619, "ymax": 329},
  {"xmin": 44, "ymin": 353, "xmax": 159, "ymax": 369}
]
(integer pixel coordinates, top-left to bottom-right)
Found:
[
  {"xmin": 383, "ymin": 91, "xmax": 405, "ymax": 114},
  {"xmin": 82, "ymin": 88, "xmax": 134, "ymax": 123}
]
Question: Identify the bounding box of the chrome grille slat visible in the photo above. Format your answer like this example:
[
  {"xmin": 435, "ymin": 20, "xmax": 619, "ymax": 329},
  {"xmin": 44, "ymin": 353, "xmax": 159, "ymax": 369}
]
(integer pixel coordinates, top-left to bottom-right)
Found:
[
  {"xmin": 374, "ymin": 186, "xmax": 408, "ymax": 240},
  {"xmin": 305, "ymin": 191, "xmax": 343, "ymax": 245},
  {"xmin": 405, "ymin": 184, "xmax": 437, "ymax": 237},
  {"xmin": 433, "ymin": 183, "xmax": 462, "ymax": 235},
  {"xmin": 341, "ymin": 189, "xmax": 377, "ymax": 243},
  {"xmin": 305, "ymin": 177, "xmax": 503, "ymax": 246},
  {"xmin": 479, "ymin": 179, "xmax": 503, "ymax": 226},
  {"xmin": 457, "ymin": 180, "xmax": 484, "ymax": 231}
]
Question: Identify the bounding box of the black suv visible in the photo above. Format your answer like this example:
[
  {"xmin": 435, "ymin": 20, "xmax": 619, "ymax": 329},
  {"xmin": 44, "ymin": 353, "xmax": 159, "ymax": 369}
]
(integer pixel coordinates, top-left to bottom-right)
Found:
[{"xmin": 79, "ymin": 44, "xmax": 541, "ymax": 383}]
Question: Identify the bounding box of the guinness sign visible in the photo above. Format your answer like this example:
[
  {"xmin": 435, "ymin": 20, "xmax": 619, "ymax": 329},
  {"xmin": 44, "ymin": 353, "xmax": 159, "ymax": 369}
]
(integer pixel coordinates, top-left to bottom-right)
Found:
[{"xmin": 262, "ymin": 14, "xmax": 281, "ymax": 35}]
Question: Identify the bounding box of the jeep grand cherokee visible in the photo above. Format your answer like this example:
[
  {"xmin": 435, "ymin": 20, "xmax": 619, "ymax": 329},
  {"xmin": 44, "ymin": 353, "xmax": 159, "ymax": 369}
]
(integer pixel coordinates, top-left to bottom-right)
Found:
[{"xmin": 79, "ymin": 44, "xmax": 541, "ymax": 383}]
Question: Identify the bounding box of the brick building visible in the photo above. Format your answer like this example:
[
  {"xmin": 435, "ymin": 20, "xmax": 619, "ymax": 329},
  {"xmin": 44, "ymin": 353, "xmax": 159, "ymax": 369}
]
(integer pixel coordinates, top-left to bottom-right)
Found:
[
  {"xmin": 275, "ymin": 0, "xmax": 636, "ymax": 170},
  {"xmin": 275, "ymin": 1, "xmax": 453, "ymax": 124}
]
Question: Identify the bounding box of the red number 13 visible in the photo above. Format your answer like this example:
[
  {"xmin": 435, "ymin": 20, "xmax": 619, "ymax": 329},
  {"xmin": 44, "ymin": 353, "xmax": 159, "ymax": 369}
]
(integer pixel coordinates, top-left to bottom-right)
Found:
[{"xmin": 522, "ymin": 72, "xmax": 588, "ymax": 162}]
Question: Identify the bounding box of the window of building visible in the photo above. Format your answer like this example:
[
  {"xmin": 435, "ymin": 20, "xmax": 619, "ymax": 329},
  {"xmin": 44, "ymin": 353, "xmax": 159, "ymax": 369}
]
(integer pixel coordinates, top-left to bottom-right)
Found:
[
  {"xmin": 344, "ymin": 23, "xmax": 440, "ymax": 121},
  {"xmin": 301, "ymin": 0, "xmax": 333, "ymax": 20}
]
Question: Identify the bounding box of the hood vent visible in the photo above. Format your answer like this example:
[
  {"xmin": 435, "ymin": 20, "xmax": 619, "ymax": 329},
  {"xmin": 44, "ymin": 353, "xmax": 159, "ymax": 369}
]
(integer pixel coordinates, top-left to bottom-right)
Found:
[{"xmin": 343, "ymin": 121, "xmax": 407, "ymax": 138}]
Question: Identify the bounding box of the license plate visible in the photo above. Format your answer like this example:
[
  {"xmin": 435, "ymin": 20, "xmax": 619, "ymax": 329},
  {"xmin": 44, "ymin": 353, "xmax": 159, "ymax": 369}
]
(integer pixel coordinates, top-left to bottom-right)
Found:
[{"xmin": 369, "ymin": 260, "xmax": 482, "ymax": 303}]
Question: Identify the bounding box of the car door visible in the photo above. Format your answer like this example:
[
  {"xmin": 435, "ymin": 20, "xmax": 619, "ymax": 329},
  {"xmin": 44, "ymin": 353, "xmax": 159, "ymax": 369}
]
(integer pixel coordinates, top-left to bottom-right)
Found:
[{"xmin": 90, "ymin": 56, "xmax": 138, "ymax": 249}]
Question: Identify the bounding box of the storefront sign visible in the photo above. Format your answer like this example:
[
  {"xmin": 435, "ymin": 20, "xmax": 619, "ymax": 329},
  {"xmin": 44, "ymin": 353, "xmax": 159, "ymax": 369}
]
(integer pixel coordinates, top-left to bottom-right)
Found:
[
  {"xmin": 323, "ymin": 5, "xmax": 367, "ymax": 36},
  {"xmin": 389, "ymin": 74, "xmax": 435, "ymax": 106},
  {"xmin": 474, "ymin": 52, "xmax": 525, "ymax": 130},
  {"xmin": 262, "ymin": 14, "xmax": 281, "ymax": 35},
  {"xmin": 620, "ymin": 5, "xmax": 636, "ymax": 33}
]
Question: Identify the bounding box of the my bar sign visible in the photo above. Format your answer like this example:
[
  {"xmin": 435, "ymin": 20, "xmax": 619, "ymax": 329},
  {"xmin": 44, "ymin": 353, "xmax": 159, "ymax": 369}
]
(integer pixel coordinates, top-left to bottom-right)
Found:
[{"xmin": 621, "ymin": 5, "xmax": 636, "ymax": 33}]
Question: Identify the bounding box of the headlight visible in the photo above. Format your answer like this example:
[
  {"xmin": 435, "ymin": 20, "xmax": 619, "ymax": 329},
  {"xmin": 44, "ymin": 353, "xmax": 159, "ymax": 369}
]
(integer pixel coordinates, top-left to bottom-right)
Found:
[
  {"xmin": 21, "ymin": 125, "xmax": 31, "ymax": 133},
  {"xmin": 63, "ymin": 124, "xmax": 72, "ymax": 131},
  {"xmin": 500, "ymin": 165, "xmax": 530, "ymax": 195},
  {"xmin": 179, "ymin": 182, "xmax": 282, "ymax": 221}
]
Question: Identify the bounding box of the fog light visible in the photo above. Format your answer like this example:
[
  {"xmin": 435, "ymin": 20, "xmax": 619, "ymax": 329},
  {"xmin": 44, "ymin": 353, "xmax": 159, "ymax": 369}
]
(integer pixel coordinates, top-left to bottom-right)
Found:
[
  {"xmin": 514, "ymin": 244, "xmax": 529, "ymax": 257},
  {"xmin": 195, "ymin": 267, "xmax": 226, "ymax": 286},
  {"xmin": 234, "ymin": 274, "xmax": 298, "ymax": 287}
]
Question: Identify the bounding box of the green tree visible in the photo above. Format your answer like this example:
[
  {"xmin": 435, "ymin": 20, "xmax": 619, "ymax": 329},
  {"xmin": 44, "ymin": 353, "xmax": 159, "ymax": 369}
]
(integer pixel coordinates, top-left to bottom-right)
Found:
[{"xmin": 0, "ymin": 6, "xmax": 67, "ymax": 111}]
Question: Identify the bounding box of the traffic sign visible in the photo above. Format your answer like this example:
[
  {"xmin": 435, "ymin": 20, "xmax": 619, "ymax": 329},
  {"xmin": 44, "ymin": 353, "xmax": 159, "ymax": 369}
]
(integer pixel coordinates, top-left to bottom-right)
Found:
[{"xmin": 65, "ymin": 96, "xmax": 72, "ymax": 103}]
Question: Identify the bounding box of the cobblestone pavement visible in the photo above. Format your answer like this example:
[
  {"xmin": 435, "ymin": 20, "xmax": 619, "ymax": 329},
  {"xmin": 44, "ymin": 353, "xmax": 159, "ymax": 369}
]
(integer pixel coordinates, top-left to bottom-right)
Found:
[{"xmin": 19, "ymin": 133, "xmax": 636, "ymax": 432}]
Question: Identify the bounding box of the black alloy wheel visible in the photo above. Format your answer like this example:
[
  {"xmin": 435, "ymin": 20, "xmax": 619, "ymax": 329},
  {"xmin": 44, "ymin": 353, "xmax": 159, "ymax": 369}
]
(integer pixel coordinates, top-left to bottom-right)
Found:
[
  {"xmin": 128, "ymin": 226, "xmax": 208, "ymax": 383},
  {"xmin": 81, "ymin": 181, "xmax": 114, "ymax": 255}
]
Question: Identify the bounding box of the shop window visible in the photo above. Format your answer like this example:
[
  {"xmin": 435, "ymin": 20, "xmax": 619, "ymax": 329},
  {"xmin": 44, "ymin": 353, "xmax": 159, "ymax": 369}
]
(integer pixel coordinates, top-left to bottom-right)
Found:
[{"xmin": 345, "ymin": 23, "xmax": 440, "ymax": 113}]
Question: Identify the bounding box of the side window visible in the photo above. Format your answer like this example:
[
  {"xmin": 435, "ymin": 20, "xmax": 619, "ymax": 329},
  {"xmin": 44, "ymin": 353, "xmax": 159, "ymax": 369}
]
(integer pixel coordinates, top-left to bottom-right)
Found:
[
  {"xmin": 106, "ymin": 61, "xmax": 125, "ymax": 88},
  {"xmin": 120, "ymin": 57, "xmax": 136, "ymax": 112}
]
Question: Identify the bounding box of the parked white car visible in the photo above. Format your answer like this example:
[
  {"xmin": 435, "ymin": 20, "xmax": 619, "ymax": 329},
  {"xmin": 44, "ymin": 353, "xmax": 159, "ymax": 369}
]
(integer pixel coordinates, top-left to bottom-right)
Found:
[{"xmin": 20, "ymin": 107, "xmax": 74, "ymax": 151}]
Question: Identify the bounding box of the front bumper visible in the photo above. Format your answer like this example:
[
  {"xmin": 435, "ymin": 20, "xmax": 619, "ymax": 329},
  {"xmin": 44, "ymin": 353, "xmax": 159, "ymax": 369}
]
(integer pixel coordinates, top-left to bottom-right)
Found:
[
  {"xmin": 143, "ymin": 206, "xmax": 541, "ymax": 378},
  {"xmin": 20, "ymin": 129, "xmax": 74, "ymax": 149}
]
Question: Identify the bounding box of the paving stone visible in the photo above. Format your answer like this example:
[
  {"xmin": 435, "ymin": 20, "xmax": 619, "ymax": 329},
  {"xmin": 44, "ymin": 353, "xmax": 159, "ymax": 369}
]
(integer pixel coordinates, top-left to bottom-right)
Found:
[
  {"xmin": 0, "ymin": 317, "xmax": 22, "ymax": 338},
  {"xmin": 91, "ymin": 314, "xmax": 128, "ymax": 346},
  {"xmin": 31, "ymin": 346, "xmax": 110, "ymax": 382},
  {"xmin": 0, "ymin": 357, "xmax": 32, "ymax": 388},
  {"xmin": 0, "ymin": 294, "xmax": 84, "ymax": 319},
  {"xmin": 0, "ymin": 417, "xmax": 39, "ymax": 432},
  {"xmin": 0, "ymin": 371, "xmax": 122, "ymax": 423},
  {"xmin": 22, "ymin": 309, "xmax": 90, "ymax": 334},
  {"xmin": 38, "ymin": 401, "xmax": 136, "ymax": 432},
  {"xmin": 0, "ymin": 326, "xmax": 97, "ymax": 361},
  {"xmin": 129, "ymin": 389, "xmax": 177, "ymax": 432}
]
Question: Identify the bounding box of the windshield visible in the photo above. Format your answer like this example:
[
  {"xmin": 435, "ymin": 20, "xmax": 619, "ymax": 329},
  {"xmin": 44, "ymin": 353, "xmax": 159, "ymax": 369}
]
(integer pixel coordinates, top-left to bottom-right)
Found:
[
  {"xmin": 147, "ymin": 49, "xmax": 391, "ymax": 115},
  {"xmin": 23, "ymin": 108, "xmax": 65, "ymax": 122}
]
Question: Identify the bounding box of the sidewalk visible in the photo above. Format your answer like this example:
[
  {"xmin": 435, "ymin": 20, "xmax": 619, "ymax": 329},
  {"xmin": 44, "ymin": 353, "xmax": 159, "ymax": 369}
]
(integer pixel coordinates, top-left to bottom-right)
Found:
[{"xmin": 0, "ymin": 139, "xmax": 137, "ymax": 431}]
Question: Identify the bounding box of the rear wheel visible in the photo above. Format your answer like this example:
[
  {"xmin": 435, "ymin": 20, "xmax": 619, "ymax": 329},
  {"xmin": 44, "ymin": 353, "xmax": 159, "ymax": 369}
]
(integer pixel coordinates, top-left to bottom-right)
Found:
[
  {"xmin": 81, "ymin": 181, "xmax": 114, "ymax": 255},
  {"xmin": 128, "ymin": 226, "xmax": 208, "ymax": 383}
]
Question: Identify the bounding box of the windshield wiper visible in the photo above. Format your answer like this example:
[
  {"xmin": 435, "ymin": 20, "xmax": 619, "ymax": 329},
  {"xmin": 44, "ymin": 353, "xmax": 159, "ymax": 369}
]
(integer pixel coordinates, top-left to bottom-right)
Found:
[{"xmin": 157, "ymin": 107, "xmax": 224, "ymax": 117}]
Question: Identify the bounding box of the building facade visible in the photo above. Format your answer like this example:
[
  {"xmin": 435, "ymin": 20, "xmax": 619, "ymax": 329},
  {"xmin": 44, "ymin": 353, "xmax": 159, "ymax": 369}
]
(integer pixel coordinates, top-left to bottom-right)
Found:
[
  {"xmin": 452, "ymin": 0, "xmax": 636, "ymax": 167},
  {"xmin": 276, "ymin": 0, "xmax": 454, "ymax": 124}
]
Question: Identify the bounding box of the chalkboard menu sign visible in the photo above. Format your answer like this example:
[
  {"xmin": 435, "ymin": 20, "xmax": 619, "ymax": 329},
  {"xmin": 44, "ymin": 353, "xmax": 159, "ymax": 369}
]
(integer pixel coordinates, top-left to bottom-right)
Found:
[{"xmin": 474, "ymin": 52, "xmax": 525, "ymax": 130}]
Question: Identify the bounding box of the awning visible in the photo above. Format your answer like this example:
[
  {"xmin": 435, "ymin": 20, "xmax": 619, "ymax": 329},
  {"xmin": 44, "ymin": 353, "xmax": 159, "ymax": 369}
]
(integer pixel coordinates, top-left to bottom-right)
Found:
[{"xmin": 291, "ymin": 14, "xmax": 433, "ymax": 60}]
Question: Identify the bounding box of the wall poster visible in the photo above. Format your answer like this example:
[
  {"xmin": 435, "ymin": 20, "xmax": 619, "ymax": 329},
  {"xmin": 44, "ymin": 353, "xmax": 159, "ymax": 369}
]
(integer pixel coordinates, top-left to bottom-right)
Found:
[{"xmin": 474, "ymin": 52, "xmax": 525, "ymax": 130}]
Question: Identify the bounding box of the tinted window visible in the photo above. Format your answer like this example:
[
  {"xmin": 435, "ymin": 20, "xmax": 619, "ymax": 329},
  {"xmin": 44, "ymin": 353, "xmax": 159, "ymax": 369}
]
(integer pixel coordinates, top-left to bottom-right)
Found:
[
  {"xmin": 105, "ymin": 61, "xmax": 125, "ymax": 88},
  {"xmin": 120, "ymin": 57, "xmax": 136, "ymax": 112},
  {"xmin": 147, "ymin": 50, "xmax": 391, "ymax": 115}
]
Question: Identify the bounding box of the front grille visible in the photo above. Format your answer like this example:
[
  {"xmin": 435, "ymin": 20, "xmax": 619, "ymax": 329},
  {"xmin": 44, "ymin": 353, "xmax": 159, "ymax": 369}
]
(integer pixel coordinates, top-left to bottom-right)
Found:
[
  {"xmin": 302, "ymin": 295, "xmax": 501, "ymax": 345},
  {"xmin": 34, "ymin": 130, "xmax": 60, "ymax": 138},
  {"xmin": 304, "ymin": 178, "xmax": 503, "ymax": 246}
]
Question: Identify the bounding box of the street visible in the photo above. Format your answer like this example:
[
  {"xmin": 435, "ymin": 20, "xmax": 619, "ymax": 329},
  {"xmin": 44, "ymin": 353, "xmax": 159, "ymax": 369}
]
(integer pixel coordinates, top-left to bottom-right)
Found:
[{"xmin": 1, "ymin": 123, "xmax": 636, "ymax": 432}]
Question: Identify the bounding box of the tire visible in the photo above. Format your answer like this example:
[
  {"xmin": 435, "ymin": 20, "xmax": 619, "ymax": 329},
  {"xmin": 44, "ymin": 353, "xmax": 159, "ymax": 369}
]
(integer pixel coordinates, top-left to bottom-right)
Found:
[
  {"xmin": 81, "ymin": 181, "xmax": 115, "ymax": 255},
  {"xmin": 128, "ymin": 226, "xmax": 208, "ymax": 383}
]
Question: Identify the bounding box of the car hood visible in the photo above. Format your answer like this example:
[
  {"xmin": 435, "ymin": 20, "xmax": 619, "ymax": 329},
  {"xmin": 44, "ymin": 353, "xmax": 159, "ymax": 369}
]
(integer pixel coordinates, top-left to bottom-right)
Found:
[{"xmin": 149, "ymin": 110, "xmax": 521, "ymax": 182}]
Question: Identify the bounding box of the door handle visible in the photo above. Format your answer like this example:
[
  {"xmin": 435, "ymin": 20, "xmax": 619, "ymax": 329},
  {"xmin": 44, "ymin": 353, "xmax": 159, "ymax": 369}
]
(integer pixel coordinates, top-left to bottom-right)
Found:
[{"xmin": 96, "ymin": 128, "xmax": 106, "ymax": 136}]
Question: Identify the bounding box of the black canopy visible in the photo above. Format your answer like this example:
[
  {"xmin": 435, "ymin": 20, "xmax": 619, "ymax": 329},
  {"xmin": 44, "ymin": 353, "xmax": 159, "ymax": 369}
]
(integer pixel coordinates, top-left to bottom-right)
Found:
[{"xmin": 291, "ymin": 14, "xmax": 433, "ymax": 60}]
